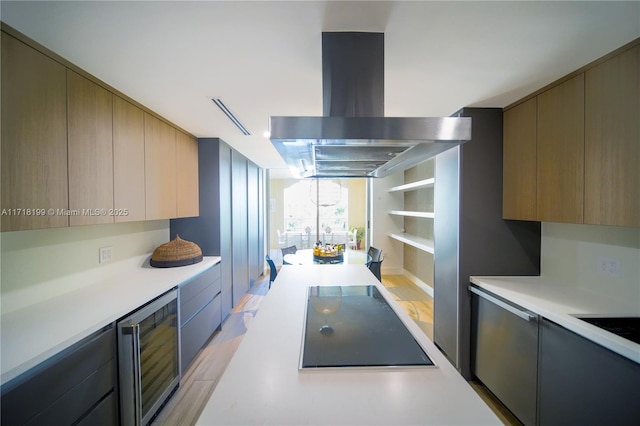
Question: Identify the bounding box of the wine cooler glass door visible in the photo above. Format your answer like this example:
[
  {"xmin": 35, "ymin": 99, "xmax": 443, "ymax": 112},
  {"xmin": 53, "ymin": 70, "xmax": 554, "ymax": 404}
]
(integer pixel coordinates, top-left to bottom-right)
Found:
[{"xmin": 118, "ymin": 289, "xmax": 180, "ymax": 426}]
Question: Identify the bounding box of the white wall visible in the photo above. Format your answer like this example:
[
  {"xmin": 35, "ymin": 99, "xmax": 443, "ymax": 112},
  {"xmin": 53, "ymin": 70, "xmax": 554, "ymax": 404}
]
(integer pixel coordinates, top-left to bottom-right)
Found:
[
  {"xmin": 1, "ymin": 221, "xmax": 169, "ymax": 312},
  {"xmin": 541, "ymin": 222, "xmax": 640, "ymax": 304}
]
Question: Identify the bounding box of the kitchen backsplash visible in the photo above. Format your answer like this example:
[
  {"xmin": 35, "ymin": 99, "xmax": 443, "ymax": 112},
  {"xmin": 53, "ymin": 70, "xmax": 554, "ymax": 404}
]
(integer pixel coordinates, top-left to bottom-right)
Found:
[
  {"xmin": 541, "ymin": 222, "xmax": 640, "ymax": 305},
  {"xmin": 0, "ymin": 221, "xmax": 169, "ymax": 312}
]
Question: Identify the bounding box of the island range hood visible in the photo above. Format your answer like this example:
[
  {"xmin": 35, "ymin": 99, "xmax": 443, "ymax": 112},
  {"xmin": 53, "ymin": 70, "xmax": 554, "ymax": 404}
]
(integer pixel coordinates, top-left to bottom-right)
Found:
[{"xmin": 269, "ymin": 32, "xmax": 471, "ymax": 178}]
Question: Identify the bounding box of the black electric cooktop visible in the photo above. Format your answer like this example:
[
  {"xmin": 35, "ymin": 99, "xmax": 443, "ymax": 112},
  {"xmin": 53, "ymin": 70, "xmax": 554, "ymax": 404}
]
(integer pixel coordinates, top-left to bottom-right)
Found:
[
  {"xmin": 576, "ymin": 316, "xmax": 640, "ymax": 345},
  {"xmin": 300, "ymin": 285, "xmax": 434, "ymax": 369}
]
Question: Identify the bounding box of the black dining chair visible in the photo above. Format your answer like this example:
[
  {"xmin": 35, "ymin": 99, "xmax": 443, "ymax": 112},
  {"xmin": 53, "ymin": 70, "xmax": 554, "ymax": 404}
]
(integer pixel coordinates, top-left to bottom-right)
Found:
[
  {"xmin": 366, "ymin": 246, "xmax": 382, "ymax": 265},
  {"xmin": 265, "ymin": 255, "xmax": 278, "ymax": 289},
  {"xmin": 281, "ymin": 245, "xmax": 297, "ymax": 265},
  {"xmin": 367, "ymin": 255, "xmax": 384, "ymax": 281}
]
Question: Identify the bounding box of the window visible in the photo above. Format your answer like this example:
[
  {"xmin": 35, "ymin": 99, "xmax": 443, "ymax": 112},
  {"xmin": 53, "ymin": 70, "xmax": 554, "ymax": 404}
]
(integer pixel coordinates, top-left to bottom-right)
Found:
[{"xmin": 284, "ymin": 179, "xmax": 348, "ymax": 238}]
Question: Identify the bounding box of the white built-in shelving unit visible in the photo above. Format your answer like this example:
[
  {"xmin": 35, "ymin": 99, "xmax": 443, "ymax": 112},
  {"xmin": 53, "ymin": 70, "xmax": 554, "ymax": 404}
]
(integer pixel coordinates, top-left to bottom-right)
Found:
[
  {"xmin": 389, "ymin": 210, "xmax": 435, "ymax": 218},
  {"xmin": 388, "ymin": 178, "xmax": 435, "ymax": 254},
  {"xmin": 388, "ymin": 178, "xmax": 434, "ymax": 193},
  {"xmin": 387, "ymin": 232, "xmax": 434, "ymax": 253}
]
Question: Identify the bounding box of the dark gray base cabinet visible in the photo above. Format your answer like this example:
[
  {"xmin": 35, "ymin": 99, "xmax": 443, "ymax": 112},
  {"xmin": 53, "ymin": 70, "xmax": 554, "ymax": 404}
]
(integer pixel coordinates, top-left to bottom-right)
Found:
[
  {"xmin": 179, "ymin": 263, "xmax": 222, "ymax": 373},
  {"xmin": 0, "ymin": 324, "xmax": 117, "ymax": 426},
  {"xmin": 470, "ymin": 287, "xmax": 538, "ymax": 426},
  {"xmin": 539, "ymin": 319, "xmax": 640, "ymax": 426}
]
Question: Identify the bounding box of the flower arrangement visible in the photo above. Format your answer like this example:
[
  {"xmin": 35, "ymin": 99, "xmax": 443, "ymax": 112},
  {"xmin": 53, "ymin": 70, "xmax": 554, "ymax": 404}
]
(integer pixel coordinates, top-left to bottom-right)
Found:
[{"xmin": 313, "ymin": 242, "xmax": 343, "ymax": 257}]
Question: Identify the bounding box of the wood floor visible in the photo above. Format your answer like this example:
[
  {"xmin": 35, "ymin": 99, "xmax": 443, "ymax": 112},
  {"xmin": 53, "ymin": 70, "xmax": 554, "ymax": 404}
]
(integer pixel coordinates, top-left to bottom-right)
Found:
[
  {"xmin": 150, "ymin": 275, "xmax": 270, "ymax": 426},
  {"xmin": 152, "ymin": 271, "xmax": 520, "ymax": 426},
  {"xmin": 380, "ymin": 274, "xmax": 434, "ymax": 340}
]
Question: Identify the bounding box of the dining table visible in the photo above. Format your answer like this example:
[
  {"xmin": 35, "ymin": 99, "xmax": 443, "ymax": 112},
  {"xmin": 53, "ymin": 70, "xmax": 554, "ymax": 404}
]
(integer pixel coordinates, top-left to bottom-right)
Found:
[{"xmin": 283, "ymin": 249, "xmax": 371, "ymax": 265}]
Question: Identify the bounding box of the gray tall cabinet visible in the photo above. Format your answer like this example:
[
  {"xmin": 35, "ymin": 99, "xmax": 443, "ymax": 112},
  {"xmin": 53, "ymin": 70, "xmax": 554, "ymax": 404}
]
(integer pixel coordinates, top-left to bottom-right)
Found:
[
  {"xmin": 433, "ymin": 108, "xmax": 541, "ymax": 378},
  {"xmin": 171, "ymin": 138, "xmax": 264, "ymax": 320}
]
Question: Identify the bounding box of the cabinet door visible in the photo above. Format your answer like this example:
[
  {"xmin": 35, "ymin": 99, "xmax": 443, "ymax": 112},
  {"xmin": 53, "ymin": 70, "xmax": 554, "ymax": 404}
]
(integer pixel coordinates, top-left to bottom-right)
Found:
[
  {"xmin": 67, "ymin": 70, "xmax": 114, "ymax": 226},
  {"xmin": 471, "ymin": 289, "xmax": 538, "ymax": 426},
  {"xmin": 219, "ymin": 142, "xmax": 233, "ymax": 318},
  {"xmin": 539, "ymin": 319, "xmax": 640, "ymax": 425},
  {"xmin": 503, "ymin": 98, "xmax": 537, "ymax": 221},
  {"xmin": 145, "ymin": 113, "xmax": 177, "ymax": 219},
  {"xmin": 585, "ymin": 45, "xmax": 639, "ymax": 227},
  {"xmin": 1, "ymin": 32, "xmax": 68, "ymax": 231},
  {"xmin": 176, "ymin": 130, "xmax": 199, "ymax": 218},
  {"xmin": 231, "ymin": 151, "xmax": 249, "ymax": 306},
  {"xmin": 113, "ymin": 95, "xmax": 146, "ymax": 222},
  {"xmin": 247, "ymin": 162, "xmax": 260, "ymax": 280},
  {"xmin": 537, "ymin": 74, "xmax": 585, "ymax": 223}
]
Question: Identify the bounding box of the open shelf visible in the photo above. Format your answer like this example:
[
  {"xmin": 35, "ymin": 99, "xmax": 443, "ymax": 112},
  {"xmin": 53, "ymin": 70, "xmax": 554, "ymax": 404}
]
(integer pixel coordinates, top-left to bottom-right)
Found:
[
  {"xmin": 388, "ymin": 178, "xmax": 435, "ymax": 193},
  {"xmin": 388, "ymin": 233, "xmax": 434, "ymax": 254},
  {"xmin": 389, "ymin": 210, "xmax": 435, "ymax": 219},
  {"xmin": 387, "ymin": 171, "xmax": 435, "ymax": 256}
]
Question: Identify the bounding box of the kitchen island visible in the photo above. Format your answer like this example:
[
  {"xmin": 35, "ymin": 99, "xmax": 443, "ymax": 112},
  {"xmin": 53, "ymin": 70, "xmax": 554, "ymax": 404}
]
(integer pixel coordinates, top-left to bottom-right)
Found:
[{"xmin": 197, "ymin": 264, "xmax": 500, "ymax": 425}]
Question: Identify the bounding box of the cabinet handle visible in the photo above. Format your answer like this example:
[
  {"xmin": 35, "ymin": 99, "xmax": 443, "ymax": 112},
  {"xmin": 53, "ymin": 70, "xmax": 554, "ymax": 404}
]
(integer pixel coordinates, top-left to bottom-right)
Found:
[
  {"xmin": 470, "ymin": 286, "xmax": 536, "ymax": 321},
  {"xmin": 131, "ymin": 323, "xmax": 143, "ymax": 426}
]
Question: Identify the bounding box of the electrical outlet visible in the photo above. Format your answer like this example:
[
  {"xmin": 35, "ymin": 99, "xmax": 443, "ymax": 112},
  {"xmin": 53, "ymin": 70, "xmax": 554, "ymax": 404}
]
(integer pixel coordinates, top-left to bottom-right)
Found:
[
  {"xmin": 597, "ymin": 256, "xmax": 620, "ymax": 278},
  {"xmin": 99, "ymin": 246, "xmax": 113, "ymax": 264}
]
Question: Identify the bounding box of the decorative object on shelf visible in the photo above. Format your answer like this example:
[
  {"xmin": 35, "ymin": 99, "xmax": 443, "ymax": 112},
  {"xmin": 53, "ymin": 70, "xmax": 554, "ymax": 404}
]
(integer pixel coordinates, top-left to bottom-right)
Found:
[{"xmin": 150, "ymin": 235, "xmax": 203, "ymax": 268}]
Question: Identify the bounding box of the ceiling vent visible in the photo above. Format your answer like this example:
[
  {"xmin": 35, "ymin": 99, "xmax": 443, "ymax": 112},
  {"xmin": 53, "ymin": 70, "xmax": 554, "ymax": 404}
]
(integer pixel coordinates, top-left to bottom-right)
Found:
[{"xmin": 212, "ymin": 98, "xmax": 251, "ymax": 135}]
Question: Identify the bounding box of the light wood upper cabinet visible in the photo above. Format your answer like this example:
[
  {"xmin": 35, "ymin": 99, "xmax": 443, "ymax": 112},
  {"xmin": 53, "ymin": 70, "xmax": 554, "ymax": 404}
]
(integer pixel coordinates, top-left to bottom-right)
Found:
[
  {"xmin": 2, "ymin": 27, "xmax": 200, "ymax": 230},
  {"xmin": 503, "ymin": 39, "xmax": 639, "ymax": 227},
  {"xmin": 67, "ymin": 70, "xmax": 114, "ymax": 226},
  {"xmin": 536, "ymin": 74, "xmax": 585, "ymax": 224},
  {"xmin": 113, "ymin": 95, "xmax": 146, "ymax": 222},
  {"xmin": 503, "ymin": 98, "xmax": 537, "ymax": 221},
  {"xmin": 1, "ymin": 32, "xmax": 69, "ymax": 231},
  {"xmin": 584, "ymin": 45, "xmax": 639, "ymax": 227},
  {"xmin": 176, "ymin": 130, "xmax": 199, "ymax": 218},
  {"xmin": 145, "ymin": 113, "xmax": 177, "ymax": 220}
]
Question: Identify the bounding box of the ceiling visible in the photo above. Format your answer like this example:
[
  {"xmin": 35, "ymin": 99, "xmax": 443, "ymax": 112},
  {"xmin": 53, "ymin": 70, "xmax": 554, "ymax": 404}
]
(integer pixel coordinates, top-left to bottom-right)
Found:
[{"xmin": 2, "ymin": 1, "xmax": 639, "ymax": 178}]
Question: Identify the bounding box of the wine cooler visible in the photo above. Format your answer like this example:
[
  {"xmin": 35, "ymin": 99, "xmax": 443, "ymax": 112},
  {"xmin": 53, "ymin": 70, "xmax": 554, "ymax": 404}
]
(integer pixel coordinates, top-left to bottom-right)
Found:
[{"xmin": 117, "ymin": 289, "xmax": 180, "ymax": 426}]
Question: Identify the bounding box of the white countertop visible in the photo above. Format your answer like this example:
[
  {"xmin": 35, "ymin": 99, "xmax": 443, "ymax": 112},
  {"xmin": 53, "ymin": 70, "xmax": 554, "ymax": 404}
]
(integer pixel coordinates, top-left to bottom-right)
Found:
[
  {"xmin": 197, "ymin": 264, "xmax": 501, "ymax": 426},
  {"xmin": 470, "ymin": 275, "xmax": 640, "ymax": 364},
  {"xmin": 0, "ymin": 255, "xmax": 220, "ymax": 385}
]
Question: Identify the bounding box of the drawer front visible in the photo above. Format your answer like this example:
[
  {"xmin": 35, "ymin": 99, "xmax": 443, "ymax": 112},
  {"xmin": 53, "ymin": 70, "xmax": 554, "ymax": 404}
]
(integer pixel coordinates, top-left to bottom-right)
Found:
[
  {"xmin": 179, "ymin": 263, "xmax": 220, "ymax": 303},
  {"xmin": 180, "ymin": 278, "xmax": 220, "ymax": 326},
  {"xmin": 1, "ymin": 325, "xmax": 116, "ymax": 425},
  {"xmin": 25, "ymin": 359, "xmax": 116, "ymax": 426},
  {"xmin": 76, "ymin": 391, "xmax": 117, "ymax": 426},
  {"xmin": 180, "ymin": 295, "xmax": 222, "ymax": 373}
]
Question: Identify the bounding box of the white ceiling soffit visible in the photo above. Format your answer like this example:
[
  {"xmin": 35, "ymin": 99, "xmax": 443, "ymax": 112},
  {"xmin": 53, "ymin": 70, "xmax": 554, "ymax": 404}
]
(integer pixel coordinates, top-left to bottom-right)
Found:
[{"xmin": 1, "ymin": 1, "xmax": 639, "ymax": 177}]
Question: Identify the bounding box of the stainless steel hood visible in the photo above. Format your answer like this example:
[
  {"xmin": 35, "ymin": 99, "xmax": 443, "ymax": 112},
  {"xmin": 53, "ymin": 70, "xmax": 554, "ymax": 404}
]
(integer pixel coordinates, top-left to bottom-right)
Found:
[{"xmin": 269, "ymin": 32, "xmax": 471, "ymax": 178}]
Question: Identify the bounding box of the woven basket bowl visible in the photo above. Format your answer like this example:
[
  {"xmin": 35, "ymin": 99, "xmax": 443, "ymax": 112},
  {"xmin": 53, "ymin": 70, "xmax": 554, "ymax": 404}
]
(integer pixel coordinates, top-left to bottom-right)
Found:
[{"xmin": 150, "ymin": 235, "xmax": 203, "ymax": 268}]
